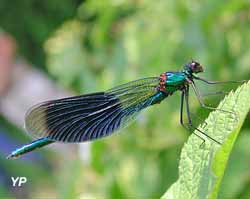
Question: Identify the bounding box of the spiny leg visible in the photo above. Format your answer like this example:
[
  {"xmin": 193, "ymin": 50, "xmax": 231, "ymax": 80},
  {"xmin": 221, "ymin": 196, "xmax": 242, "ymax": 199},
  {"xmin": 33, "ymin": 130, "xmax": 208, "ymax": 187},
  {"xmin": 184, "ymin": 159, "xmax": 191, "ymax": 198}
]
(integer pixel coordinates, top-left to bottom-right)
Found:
[
  {"xmin": 202, "ymin": 91, "xmax": 229, "ymax": 97},
  {"xmin": 193, "ymin": 76, "xmax": 247, "ymax": 84},
  {"xmin": 189, "ymin": 112, "xmax": 208, "ymax": 128},
  {"xmin": 180, "ymin": 91, "xmax": 188, "ymax": 127},
  {"xmin": 183, "ymin": 86, "xmax": 222, "ymax": 145},
  {"xmin": 193, "ymin": 76, "xmax": 245, "ymax": 111},
  {"xmin": 180, "ymin": 89, "xmax": 207, "ymax": 127},
  {"xmin": 180, "ymin": 88, "xmax": 206, "ymax": 145},
  {"xmin": 190, "ymin": 81, "xmax": 237, "ymax": 120}
]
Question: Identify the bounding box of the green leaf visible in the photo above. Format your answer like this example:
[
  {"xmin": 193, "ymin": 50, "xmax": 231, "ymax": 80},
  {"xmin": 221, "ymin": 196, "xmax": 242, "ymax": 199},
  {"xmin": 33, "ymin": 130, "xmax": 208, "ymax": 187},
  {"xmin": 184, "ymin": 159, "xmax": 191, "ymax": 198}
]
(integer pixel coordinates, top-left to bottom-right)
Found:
[{"xmin": 162, "ymin": 81, "xmax": 250, "ymax": 199}]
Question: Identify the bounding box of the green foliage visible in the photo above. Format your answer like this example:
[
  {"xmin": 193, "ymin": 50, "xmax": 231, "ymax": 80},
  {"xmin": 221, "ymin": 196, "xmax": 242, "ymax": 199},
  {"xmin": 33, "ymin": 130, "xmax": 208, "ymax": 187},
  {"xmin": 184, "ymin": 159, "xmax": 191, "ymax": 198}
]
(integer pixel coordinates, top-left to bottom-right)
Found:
[
  {"xmin": 0, "ymin": 0, "xmax": 82, "ymax": 67},
  {"xmin": 162, "ymin": 81, "xmax": 250, "ymax": 199}
]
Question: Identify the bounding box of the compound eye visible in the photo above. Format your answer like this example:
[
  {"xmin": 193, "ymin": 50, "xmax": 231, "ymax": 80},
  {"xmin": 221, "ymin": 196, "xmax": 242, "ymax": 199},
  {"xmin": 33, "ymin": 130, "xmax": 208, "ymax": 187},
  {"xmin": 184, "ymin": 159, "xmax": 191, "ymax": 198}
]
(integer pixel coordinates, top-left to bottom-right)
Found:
[{"xmin": 190, "ymin": 61, "xmax": 196, "ymax": 69}]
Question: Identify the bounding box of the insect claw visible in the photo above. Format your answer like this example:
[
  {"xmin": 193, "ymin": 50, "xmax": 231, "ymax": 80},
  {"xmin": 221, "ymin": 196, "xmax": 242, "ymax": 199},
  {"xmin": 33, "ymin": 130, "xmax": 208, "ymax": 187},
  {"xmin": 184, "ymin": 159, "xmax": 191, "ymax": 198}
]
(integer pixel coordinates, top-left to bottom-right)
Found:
[
  {"xmin": 199, "ymin": 139, "xmax": 206, "ymax": 149},
  {"xmin": 203, "ymin": 121, "xmax": 208, "ymax": 128}
]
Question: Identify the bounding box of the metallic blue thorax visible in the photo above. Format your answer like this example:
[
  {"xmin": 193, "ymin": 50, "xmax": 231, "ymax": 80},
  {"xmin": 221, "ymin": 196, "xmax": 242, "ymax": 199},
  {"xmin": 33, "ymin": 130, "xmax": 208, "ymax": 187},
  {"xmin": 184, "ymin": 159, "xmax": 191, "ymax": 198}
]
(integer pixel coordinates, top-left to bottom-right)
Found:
[
  {"xmin": 150, "ymin": 72, "xmax": 187, "ymax": 105},
  {"xmin": 165, "ymin": 72, "xmax": 187, "ymax": 92}
]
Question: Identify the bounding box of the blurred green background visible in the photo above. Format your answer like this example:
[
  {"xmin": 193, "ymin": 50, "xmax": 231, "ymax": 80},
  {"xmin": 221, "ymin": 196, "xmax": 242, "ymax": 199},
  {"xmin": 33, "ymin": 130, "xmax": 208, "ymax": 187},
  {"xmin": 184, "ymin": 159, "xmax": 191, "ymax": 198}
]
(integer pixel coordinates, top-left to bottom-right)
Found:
[{"xmin": 0, "ymin": 0, "xmax": 250, "ymax": 198}]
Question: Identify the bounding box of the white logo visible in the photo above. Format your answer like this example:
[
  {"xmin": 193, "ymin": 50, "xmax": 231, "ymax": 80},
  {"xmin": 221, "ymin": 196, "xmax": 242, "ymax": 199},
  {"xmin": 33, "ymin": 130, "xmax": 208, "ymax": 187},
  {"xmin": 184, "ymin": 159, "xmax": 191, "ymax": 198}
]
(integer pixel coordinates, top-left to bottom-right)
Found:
[{"xmin": 11, "ymin": 177, "xmax": 27, "ymax": 187}]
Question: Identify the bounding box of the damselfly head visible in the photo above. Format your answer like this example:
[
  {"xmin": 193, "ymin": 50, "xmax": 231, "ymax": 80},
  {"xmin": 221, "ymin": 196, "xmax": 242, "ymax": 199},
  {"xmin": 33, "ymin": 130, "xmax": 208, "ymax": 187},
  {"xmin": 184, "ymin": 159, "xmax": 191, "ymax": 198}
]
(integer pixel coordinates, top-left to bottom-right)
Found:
[{"xmin": 185, "ymin": 60, "xmax": 204, "ymax": 74}]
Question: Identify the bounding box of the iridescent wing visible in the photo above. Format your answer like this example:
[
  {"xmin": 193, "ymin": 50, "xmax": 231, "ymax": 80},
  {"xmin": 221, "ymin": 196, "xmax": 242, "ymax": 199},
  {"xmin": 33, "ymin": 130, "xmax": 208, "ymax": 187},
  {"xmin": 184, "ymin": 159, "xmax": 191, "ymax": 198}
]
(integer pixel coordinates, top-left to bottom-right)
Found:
[{"xmin": 25, "ymin": 77, "xmax": 161, "ymax": 143}]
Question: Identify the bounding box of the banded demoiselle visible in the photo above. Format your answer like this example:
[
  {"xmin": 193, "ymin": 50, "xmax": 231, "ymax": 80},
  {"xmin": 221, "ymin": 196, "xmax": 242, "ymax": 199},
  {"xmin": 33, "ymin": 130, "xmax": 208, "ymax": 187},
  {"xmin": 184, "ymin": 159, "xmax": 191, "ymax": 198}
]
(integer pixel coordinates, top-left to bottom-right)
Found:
[{"xmin": 7, "ymin": 61, "xmax": 245, "ymax": 159}]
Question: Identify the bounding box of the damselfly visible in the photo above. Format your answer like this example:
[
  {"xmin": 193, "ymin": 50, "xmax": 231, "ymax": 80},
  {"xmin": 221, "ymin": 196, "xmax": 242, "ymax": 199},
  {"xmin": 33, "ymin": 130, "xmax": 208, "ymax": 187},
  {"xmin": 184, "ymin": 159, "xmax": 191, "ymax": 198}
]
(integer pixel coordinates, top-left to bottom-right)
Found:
[{"xmin": 7, "ymin": 60, "xmax": 245, "ymax": 159}]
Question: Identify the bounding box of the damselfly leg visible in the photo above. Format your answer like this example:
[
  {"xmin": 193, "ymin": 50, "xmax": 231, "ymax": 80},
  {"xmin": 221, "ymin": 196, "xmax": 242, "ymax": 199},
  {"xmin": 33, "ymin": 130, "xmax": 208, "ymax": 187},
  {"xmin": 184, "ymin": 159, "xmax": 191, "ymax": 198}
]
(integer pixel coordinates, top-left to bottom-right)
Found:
[
  {"xmin": 180, "ymin": 86, "xmax": 222, "ymax": 146},
  {"xmin": 202, "ymin": 91, "xmax": 229, "ymax": 97},
  {"xmin": 180, "ymin": 89, "xmax": 205, "ymax": 146},
  {"xmin": 194, "ymin": 76, "xmax": 247, "ymax": 85},
  {"xmin": 192, "ymin": 77, "xmax": 246, "ymax": 122},
  {"xmin": 190, "ymin": 81, "xmax": 238, "ymax": 121},
  {"xmin": 189, "ymin": 112, "xmax": 208, "ymax": 128}
]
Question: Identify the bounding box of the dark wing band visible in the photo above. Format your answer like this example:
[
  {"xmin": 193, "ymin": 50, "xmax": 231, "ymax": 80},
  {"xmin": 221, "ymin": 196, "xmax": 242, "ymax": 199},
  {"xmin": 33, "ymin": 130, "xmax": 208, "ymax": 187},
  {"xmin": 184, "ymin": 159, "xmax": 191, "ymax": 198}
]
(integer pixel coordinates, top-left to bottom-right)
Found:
[{"xmin": 25, "ymin": 77, "xmax": 160, "ymax": 143}]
